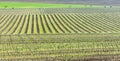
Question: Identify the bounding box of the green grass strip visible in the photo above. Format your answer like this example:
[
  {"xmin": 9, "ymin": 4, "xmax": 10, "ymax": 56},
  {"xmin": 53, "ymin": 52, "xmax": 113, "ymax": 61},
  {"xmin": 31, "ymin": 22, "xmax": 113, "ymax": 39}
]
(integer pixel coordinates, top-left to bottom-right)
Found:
[{"xmin": 0, "ymin": 2, "xmax": 105, "ymax": 8}]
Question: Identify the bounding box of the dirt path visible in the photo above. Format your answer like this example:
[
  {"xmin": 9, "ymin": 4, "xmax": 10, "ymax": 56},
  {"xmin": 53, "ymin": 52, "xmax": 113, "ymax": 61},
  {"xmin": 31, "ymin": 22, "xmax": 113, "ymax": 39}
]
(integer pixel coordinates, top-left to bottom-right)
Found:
[{"xmin": 72, "ymin": 54, "xmax": 120, "ymax": 61}]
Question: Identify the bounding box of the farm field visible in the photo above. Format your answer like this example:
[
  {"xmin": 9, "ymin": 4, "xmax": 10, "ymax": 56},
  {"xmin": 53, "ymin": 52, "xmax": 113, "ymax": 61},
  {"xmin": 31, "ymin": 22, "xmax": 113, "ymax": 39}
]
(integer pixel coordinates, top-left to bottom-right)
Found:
[
  {"xmin": 1, "ymin": 8, "xmax": 120, "ymax": 35},
  {"xmin": 0, "ymin": 8, "xmax": 120, "ymax": 61}
]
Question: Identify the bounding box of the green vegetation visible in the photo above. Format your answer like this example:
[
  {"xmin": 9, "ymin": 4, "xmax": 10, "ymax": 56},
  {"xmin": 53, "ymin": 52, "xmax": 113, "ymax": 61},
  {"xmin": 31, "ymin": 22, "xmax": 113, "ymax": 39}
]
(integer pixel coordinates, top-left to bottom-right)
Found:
[
  {"xmin": 0, "ymin": 34, "xmax": 120, "ymax": 60},
  {"xmin": 0, "ymin": 8, "xmax": 120, "ymax": 60},
  {"xmin": 0, "ymin": 2, "xmax": 104, "ymax": 8},
  {"xmin": 0, "ymin": 8, "xmax": 120, "ymax": 35}
]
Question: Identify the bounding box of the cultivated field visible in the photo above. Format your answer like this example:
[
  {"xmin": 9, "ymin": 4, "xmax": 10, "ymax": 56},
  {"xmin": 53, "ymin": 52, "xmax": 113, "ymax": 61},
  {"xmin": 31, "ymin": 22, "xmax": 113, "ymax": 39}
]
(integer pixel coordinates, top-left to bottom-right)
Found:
[
  {"xmin": 0, "ymin": 8, "xmax": 120, "ymax": 61},
  {"xmin": 1, "ymin": 8, "xmax": 120, "ymax": 35}
]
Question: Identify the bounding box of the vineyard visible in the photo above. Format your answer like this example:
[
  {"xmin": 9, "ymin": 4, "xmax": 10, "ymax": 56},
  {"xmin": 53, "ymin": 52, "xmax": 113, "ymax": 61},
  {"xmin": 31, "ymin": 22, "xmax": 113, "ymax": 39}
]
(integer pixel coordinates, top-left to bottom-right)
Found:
[
  {"xmin": 0, "ymin": 8, "xmax": 120, "ymax": 35},
  {"xmin": 0, "ymin": 8, "xmax": 120, "ymax": 61}
]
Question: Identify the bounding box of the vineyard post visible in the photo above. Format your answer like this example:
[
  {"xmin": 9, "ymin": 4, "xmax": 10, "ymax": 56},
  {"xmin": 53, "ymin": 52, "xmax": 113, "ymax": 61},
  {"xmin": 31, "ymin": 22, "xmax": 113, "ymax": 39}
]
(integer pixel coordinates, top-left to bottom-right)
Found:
[{"xmin": 0, "ymin": 35, "xmax": 1, "ymax": 41}]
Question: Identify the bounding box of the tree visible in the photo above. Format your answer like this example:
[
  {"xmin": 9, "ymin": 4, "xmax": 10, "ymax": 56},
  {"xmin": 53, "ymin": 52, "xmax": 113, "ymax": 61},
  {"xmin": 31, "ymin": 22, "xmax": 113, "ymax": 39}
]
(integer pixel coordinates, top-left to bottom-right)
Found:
[
  {"xmin": 104, "ymin": 6, "xmax": 106, "ymax": 8},
  {"xmin": 110, "ymin": 6, "xmax": 112, "ymax": 8},
  {"xmin": 4, "ymin": 6, "xmax": 8, "ymax": 8},
  {"xmin": 12, "ymin": 8, "xmax": 14, "ymax": 9}
]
